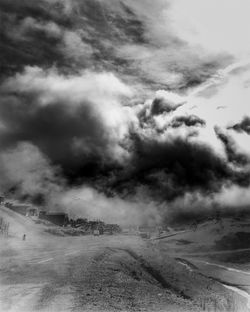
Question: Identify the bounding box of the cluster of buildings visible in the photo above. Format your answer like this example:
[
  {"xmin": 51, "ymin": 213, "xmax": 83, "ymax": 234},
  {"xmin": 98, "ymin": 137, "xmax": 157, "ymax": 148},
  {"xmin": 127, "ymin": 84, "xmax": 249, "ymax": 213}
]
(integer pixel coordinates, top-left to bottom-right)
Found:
[
  {"xmin": 69, "ymin": 218, "xmax": 121, "ymax": 235},
  {"xmin": 2, "ymin": 199, "xmax": 121, "ymax": 235}
]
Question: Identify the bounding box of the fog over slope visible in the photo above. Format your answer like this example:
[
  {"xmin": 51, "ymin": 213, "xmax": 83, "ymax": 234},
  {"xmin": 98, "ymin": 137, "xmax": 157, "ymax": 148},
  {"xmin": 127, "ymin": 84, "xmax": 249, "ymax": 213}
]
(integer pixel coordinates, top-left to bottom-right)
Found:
[{"xmin": 1, "ymin": 0, "xmax": 250, "ymax": 225}]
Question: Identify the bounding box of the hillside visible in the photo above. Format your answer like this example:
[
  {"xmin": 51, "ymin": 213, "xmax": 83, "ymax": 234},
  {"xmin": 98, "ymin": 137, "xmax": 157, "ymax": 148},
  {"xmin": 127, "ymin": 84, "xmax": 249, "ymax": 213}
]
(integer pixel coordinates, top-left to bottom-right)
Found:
[{"xmin": 157, "ymin": 217, "xmax": 250, "ymax": 256}]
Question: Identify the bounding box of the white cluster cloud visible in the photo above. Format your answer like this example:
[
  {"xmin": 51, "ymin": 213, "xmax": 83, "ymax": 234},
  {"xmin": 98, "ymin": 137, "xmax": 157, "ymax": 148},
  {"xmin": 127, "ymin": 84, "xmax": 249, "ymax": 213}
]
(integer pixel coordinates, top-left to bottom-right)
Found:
[
  {"xmin": 58, "ymin": 186, "xmax": 162, "ymax": 226},
  {"xmin": 0, "ymin": 142, "xmax": 62, "ymax": 199},
  {"xmin": 2, "ymin": 66, "xmax": 133, "ymax": 107}
]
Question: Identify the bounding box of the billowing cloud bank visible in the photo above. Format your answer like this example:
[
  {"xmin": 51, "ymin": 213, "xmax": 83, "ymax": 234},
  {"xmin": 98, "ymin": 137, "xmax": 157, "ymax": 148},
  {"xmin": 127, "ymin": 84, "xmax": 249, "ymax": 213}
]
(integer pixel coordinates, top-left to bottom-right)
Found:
[{"xmin": 1, "ymin": 0, "xmax": 250, "ymax": 225}]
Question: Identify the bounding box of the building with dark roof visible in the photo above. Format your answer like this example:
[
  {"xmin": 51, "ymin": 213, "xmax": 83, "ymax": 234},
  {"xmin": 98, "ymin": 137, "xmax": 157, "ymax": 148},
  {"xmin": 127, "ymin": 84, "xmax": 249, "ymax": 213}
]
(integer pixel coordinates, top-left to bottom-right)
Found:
[{"xmin": 39, "ymin": 211, "xmax": 69, "ymax": 226}]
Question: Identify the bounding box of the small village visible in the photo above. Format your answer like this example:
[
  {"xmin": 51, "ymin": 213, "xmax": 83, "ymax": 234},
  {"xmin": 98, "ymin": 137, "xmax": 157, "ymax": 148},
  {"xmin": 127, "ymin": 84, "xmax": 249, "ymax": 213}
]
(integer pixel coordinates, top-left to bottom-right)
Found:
[
  {"xmin": 0, "ymin": 196, "xmax": 175, "ymax": 240},
  {"xmin": 0, "ymin": 196, "xmax": 121, "ymax": 237}
]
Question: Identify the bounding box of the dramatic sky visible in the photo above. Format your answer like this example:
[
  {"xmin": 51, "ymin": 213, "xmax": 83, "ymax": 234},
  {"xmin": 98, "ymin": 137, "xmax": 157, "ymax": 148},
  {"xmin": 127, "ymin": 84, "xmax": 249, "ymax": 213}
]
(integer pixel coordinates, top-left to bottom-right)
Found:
[{"xmin": 1, "ymin": 0, "xmax": 250, "ymax": 225}]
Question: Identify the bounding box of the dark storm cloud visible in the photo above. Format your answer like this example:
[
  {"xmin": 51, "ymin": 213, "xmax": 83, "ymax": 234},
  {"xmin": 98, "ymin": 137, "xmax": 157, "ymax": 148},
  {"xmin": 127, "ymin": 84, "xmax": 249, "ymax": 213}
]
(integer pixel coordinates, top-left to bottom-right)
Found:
[
  {"xmin": 0, "ymin": 67, "xmax": 134, "ymax": 182},
  {"xmin": 0, "ymin": 98, "xmax": 104, "ymax": 174},
  {"xmin": 0, "ymin": 0, "xmax": 229, "ymax": 93},
  {"xmin": 107, "ymin": 133, "xmax": 250, "ymax": 201},
  {"xmin": 170, "ymin": 115, "xmax": 205, "ymax": 128},
  {"xmin": 0, "ymin": 0, "xmax": 73, "ymax": 77},
  {"xmin": 0, "ymin": 0, "xmax": 147, "ymax": 83},
  {"xmin": 227, "ymin": 116, "xmax": 250, "ymax": 135},
  {"xmin": 1, "ymin": 66, "xmax": 250, "ymax": 205},
  {"xmin": 1, "ymin": 0, "xmax": 250, "ymax": 225}
]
